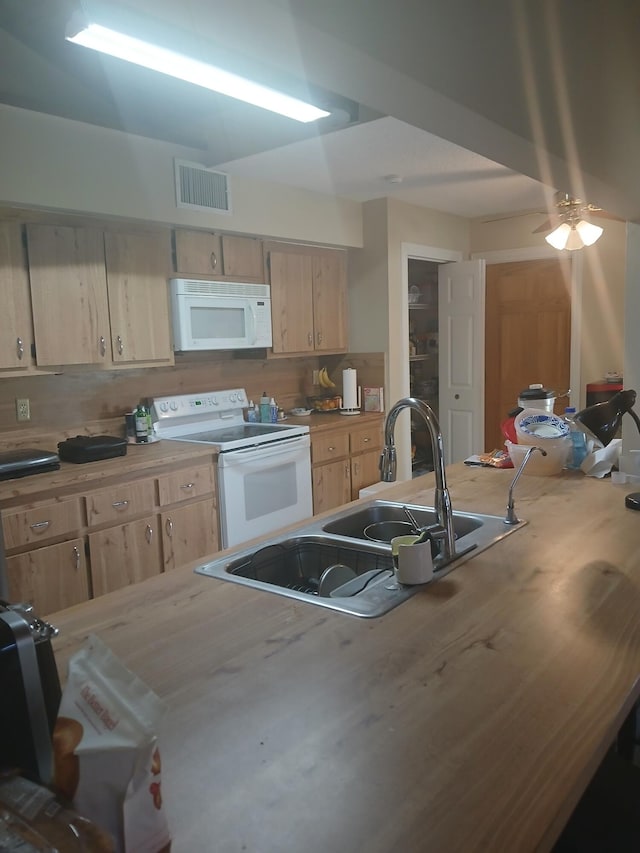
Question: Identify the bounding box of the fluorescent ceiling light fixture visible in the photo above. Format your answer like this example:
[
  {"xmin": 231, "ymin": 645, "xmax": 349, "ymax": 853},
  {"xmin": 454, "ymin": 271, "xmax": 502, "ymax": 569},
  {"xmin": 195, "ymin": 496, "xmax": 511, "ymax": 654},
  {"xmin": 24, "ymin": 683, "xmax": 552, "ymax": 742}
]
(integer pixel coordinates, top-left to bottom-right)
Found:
[
  {"xmin": 545, "ymin": 219, "xmax": 603, "ymax": 251},
  {"xmin": 65, "ymin": 21, "xmax": 330, "ymax": 123}
]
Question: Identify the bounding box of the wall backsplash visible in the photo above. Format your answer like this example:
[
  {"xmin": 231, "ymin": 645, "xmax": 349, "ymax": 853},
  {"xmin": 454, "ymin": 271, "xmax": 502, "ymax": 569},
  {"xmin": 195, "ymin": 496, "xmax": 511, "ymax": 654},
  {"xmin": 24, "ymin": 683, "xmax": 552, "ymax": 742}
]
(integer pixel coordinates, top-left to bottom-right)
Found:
[{"xmin": 0, "ymin": 352, "xmax": 385, "ymax": 448}]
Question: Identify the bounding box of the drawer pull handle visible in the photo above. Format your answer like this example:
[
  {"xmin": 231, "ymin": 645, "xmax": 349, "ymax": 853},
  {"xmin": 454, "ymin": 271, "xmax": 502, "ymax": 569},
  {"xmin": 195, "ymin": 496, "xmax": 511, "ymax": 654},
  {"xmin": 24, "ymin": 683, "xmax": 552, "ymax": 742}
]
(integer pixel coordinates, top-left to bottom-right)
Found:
[
  {"xmin": 116, "ymin": 335, "xmax": 124, "ymax": 355},
  {"xmin": 180, "ymin": 483, "xmax": 195, "ymax": 490},
  {"xmin": 30, "ymin": 520, "xmax": 50, "ymax": 531},
  {"xmin": 317, "ymin": 332, "xmax": 323, "ymax": 345},
  {"xmin": 111, "ymin": 500, "xmax": 129, "ymax": 508},
  {"xmin": 308, "ymin": 332, "xmax": 313, "ymax": 346},
  {"xmin": 210, "ymin": 251, "xmax": 218, "ymax": 270},
  {"xmin": 165, "ymin": 518, "xmax": 173, "ymax": 538},
  {"xmin": 145, "ymin": 524, "xmax": 153, "ymax": 544},
  {"xmin": 328, "ymin": 446, "xmax": 335, "ymax": 452},
  {"xmin": 16, "ymin": 337, "xmax": 24, "ymax": 360},
  {"xmin": 72, "ymin": 546, "xmax": 80, "ymax": 569},
  {"xmin": 99, "ymin": 336, "xmax": 106, "ymax": 357},
  {"xmin": 363, "ymin": 437, "xmax": 371, "ymax": 443},
  {"xmin": 354, "ymin": 462, "xmax": 360, "ymax": 474}
]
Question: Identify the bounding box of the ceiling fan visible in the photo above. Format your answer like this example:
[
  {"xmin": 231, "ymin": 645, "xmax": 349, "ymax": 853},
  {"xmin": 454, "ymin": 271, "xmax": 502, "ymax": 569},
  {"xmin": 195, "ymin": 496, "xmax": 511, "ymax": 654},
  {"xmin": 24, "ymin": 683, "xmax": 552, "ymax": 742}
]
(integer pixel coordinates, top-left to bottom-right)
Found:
[{"xmin": 484, "ymin": 191, "xmax": 624, "ymax": 250}]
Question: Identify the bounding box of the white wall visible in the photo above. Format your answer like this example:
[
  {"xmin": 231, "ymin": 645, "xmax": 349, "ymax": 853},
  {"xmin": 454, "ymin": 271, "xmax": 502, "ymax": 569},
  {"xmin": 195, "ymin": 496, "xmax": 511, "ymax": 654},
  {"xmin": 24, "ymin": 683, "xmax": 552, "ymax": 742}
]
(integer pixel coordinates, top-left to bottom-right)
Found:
[
  {"xmin": 623, "ymin": 223, "xmax": 640, "ymax": 452},
  {"xmin": 0, "ymin": 104, "xmax": 363, "ymax": 248}
]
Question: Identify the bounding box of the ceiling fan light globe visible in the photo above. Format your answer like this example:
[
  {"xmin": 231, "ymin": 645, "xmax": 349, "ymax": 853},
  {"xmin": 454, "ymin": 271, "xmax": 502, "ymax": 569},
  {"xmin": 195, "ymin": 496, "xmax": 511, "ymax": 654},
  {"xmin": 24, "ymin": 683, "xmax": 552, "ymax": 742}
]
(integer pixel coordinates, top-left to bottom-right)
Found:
[
  {"xmin": 545, "ymin": 222, "xmax": 571, "ymax": 250},
  {"xmin": 576, "ymin": 219, "xmax": 603, "ymax": 246},
  {"xmin": 565, "ymin": 227, "xmax": 585, "ymax": 251}
]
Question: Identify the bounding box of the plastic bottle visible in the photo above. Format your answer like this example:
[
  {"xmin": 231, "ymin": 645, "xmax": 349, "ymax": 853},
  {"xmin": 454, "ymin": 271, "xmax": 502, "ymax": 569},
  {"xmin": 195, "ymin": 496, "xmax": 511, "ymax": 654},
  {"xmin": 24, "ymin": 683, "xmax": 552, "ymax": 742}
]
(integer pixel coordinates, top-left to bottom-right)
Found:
[
  {"xmin": 269, "ymin": 397, "xmax": 278, "ymax": 423},
  {"xmin": 247, "ymin": 400, "xmax": 257, "ymax": 423},
  {"xmin": 563, "ymin": 407, "xmax": 588, "ymax": 469},
  {"xmin": 260, "ymin": 391, "xmax": 270, "ymax": 424},
  {"xmin": 134, "ymin": 403, "xmax": 149, "ymax": 443}
]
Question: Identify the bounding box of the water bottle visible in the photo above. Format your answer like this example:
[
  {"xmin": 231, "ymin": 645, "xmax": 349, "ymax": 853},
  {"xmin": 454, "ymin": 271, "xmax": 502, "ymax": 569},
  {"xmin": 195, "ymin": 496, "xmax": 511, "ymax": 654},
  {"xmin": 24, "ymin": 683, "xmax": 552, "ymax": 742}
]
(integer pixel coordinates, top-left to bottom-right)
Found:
[
  {"xmin": 563, "ymin": 407, "xmax": 588, "ymax": 469},
  {"xmin": 260, "ymin": 391, "xmax": 270, "ymax": 424}
]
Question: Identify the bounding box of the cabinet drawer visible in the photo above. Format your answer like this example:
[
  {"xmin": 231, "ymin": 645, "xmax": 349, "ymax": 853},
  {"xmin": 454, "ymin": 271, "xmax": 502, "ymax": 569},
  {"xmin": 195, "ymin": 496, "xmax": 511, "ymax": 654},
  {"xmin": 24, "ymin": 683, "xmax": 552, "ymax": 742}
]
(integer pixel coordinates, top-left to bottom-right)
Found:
[
  {"xmin": 3, "ymin": 498, "xmax": 83, "ymax": 550},
  {"xmin": 157, "ymin": 464, "xmax": 215, "ymax": 506},
  {"xmin": 350, "ymin": 424, "xmax": 382, "ymax": 454},
  {"xmin": 311, "ymin": 432, "xmax": 350, "ymax": 465},
  {"xmin": 85, "ymin": 479, "xmax": 156, "ymax": 527}
]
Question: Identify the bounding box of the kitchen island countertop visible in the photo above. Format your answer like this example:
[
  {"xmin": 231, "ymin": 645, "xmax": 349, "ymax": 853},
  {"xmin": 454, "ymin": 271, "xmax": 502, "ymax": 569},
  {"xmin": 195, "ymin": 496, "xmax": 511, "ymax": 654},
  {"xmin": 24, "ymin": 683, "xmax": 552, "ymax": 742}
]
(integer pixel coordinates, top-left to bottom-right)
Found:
[{"xmin": 49, "ymin": 464, "xmax": 640, "ymax": 852}]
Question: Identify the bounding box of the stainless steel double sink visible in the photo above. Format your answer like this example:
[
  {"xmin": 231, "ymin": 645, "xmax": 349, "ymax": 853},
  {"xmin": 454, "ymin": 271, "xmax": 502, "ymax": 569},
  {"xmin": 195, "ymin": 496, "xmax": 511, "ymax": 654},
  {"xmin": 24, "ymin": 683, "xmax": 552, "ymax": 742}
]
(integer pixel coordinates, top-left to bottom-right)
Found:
[{"xmin": 195, "ymin": 500, "xmax": 526, "ymax": 618}]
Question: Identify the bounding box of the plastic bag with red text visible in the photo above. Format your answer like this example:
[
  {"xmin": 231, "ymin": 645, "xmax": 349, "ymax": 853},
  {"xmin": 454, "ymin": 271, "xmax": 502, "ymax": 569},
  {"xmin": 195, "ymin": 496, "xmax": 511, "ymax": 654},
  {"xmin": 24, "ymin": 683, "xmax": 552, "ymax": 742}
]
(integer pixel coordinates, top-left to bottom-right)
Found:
[{"xmin": 52, "ymin": 634, "xmax": 171, "ymax": 853}]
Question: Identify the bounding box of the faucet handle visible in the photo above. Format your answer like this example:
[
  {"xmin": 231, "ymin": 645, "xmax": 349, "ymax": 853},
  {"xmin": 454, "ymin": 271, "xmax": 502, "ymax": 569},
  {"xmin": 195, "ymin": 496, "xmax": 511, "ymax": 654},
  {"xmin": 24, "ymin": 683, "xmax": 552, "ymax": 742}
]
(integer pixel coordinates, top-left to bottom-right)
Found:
[{"xmin": 379, "ymin": 446, "xmax": 397, "ymax": 482}]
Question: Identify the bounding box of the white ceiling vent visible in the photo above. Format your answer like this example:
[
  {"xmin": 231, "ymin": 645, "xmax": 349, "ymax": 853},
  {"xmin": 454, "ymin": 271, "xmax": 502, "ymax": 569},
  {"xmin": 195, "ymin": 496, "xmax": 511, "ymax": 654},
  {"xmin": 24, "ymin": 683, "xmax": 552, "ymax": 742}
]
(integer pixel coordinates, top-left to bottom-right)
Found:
[{"xmin": 174, "ymin": 159, "xmax": 231, "ymax": 213}]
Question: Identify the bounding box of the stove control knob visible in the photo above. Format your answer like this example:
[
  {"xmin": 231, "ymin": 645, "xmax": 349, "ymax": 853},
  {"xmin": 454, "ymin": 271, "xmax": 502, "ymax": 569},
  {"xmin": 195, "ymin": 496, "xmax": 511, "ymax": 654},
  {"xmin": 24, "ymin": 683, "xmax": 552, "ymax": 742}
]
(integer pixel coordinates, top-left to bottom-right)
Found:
[
  {"xmin": 236, "ymin": 391, "xmax": 245, "ymax": 403},
  {"xmin": 170, "ymin": 401, "xmax": 179, "ymax": 411},
  {"xmin": 159, "ymin": 402, "xmax": 169, "ymax": 413},
  {"xmin": 229, "ymin": 392, "xmax": 237, "ymax": 402},
  {"xmin": 211, "ymin": 396, "xmax": 218, "ymax": 405}
]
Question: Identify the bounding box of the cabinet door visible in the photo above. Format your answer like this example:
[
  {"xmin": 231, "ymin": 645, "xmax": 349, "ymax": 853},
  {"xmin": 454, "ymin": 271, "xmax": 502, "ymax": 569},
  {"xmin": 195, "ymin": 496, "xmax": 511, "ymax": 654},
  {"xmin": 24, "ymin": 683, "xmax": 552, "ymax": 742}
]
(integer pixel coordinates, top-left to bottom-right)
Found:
[
  {"xmin": 104, "ymin": 231, "xmax": 173, "ymax": 365},
  {"xmin": 312, "ymin": 460, "xmax": 351, "ymax": 515},
  {"xmin": 7, "ymin": 538, "xmax": 89, "ymax": 617},
  {"xmin": 174, "ymin": 229, "xmax": 222, "ymax": 276},
  {"xmin": 161, "ymin": 497, "xmax": 218, "ymax": 572},
  {"xmin": 269, "ymin": 251, "xmax": 314, "ymax": 353},
  {"xmin": 350, "ymin": 449, "xmax": 382, "ymax": 500},
  {"xmin": 88, "ymin": 515, "xmax": 161, "ymax": 597},
  {"xmin": 312, "ymin": 252, "xmax": 347, "ymax": 351},
  {"xmin": 27, "ymin": 224, "xmax": 110, "ymax": 366},
  {"xmin": 0, "ymin": 223, "xmax": 35, "ymax": 373},
  {"xmin": 221, "ymin": 235, "xmax": 264, "ymax": 281}
]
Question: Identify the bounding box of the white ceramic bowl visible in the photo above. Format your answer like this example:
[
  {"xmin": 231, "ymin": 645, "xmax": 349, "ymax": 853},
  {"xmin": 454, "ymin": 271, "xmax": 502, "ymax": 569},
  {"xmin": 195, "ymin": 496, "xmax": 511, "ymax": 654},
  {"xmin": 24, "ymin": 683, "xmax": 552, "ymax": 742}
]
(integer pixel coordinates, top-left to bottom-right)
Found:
[
  {"xmin": 506, "ymin": 440, "xmax": 568, "ymax": 476},
  {"xmin": 515, "ymin": 410, "xmax": 569, "ymax": 445}
]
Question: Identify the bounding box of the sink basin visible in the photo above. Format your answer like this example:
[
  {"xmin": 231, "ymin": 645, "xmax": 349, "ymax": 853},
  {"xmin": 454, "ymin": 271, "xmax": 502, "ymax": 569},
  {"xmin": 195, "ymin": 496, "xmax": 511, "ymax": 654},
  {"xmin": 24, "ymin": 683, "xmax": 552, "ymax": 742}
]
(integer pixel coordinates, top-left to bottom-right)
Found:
[
  {"xmin": 195, "ymin": 500, "xmax": 526, "ymax": 618},
  {"xmin": 195, "ymin": 534, "xmax": 415, "ymax": 618},
  {"xmin": 322, "ymin": 502, "xmax": 482, "ymax": 541}
]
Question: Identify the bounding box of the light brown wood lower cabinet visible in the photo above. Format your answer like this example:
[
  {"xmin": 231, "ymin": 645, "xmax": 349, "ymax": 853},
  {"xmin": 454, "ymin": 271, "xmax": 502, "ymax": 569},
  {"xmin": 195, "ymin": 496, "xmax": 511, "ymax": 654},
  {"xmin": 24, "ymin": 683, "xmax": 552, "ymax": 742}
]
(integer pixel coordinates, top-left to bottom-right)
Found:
[
  {"xmin": 88, "ymin": 514, "xmax": 162, "ymax": 597},
  {"xmin": 161, "ymin": 498, "xmax": 217, "ymax": 572},
  {"xmin": 312, "ymin": 459, "xmax": 351, "ymax": 514},
  {"xmin": 350, "ymin": 449, "xmax": 382, "ymax": 498},
  {"xmin": 310, "ymin": 419, "xmax": 383, "ymax": 514},
  {"xmin": 6, "ymin": 538, "xmax": 89, "ymax": 616}
]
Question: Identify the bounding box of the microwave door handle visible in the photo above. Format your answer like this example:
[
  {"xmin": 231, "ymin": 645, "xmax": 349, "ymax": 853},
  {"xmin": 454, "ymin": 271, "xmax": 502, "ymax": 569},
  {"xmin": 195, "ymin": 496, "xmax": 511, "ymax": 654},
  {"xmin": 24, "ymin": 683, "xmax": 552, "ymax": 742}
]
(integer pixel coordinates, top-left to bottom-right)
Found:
[{"xmin": 246, "ymin": 304, "xmax": 257, "ymax": 345}]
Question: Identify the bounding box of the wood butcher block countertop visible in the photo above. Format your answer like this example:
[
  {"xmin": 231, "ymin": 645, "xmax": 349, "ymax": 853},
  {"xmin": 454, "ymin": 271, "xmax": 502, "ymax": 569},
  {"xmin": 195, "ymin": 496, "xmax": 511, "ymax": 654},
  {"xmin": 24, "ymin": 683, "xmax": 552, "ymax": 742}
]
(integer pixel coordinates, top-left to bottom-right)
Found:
[{"xmin": 48, "ymin": 464, "xmax": 640, "ymax": 853}]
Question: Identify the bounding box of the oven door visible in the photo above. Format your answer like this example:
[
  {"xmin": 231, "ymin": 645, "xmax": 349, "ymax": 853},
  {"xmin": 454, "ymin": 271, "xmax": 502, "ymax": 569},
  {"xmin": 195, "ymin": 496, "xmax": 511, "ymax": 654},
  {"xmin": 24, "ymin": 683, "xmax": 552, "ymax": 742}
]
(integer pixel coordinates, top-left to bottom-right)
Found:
[{"xmin": 217, "ymin": 435, "xmax": 312, "ymax": 549}]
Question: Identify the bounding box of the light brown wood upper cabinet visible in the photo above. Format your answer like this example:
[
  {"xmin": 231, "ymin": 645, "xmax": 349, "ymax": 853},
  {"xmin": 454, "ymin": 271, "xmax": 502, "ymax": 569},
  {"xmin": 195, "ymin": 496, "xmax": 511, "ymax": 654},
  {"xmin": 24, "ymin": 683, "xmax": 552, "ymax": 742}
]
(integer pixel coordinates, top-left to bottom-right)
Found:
[
  {"xmin": 104, "ymin": 230, "xmax": 173, "ymax": 365},
  {"xmin": 27, "ymin": 223, "xmax": 111, "ymax": 366},
  {"xmin": 0, "ymin": 222, "xmax": 36, "ymax": 374},
  {"xmin": 26, "ymin": 223, "xmax": 173, "ymax": 368},
  {"xmin": 267, "ymin": 244, "xmax": 348, "ymax": 354},
  {"xmin": 174, "ymin": 229, "xmax": 264, "ymax": 282}
]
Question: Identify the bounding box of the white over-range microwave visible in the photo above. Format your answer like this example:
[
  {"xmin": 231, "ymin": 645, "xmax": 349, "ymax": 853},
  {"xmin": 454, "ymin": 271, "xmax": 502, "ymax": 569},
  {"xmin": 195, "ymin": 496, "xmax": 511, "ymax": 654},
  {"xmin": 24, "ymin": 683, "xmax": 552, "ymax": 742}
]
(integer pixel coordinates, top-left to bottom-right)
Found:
[{"xmin": 170, "ymin": 278, "xmax": 273, "ymax": 351}]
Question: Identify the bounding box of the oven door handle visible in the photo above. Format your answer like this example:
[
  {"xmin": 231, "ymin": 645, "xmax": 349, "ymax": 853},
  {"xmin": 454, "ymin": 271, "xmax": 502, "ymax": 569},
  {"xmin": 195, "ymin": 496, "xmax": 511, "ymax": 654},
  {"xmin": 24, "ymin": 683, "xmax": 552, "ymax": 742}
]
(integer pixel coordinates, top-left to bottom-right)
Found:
[{"xmin": 220, "ymin": 435, "xmax": 309, "ymax": 463}]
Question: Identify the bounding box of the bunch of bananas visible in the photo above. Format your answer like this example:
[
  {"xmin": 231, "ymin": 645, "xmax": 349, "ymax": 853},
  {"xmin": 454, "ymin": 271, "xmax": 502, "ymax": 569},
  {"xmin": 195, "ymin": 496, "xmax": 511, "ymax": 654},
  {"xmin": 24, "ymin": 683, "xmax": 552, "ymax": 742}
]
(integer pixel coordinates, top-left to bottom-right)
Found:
[{"xmin": 318, "ymin": 367, "xmax": 336, "ymax": 388}]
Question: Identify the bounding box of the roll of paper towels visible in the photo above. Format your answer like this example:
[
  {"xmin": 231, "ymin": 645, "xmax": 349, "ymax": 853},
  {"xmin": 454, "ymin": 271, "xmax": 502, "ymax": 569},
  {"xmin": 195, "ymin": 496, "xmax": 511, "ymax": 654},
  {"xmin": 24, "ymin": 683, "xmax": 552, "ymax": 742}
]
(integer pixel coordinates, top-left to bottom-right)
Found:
[{"xmin": 342, "ymin": 368, "xmax": 360, "ymax": 411}]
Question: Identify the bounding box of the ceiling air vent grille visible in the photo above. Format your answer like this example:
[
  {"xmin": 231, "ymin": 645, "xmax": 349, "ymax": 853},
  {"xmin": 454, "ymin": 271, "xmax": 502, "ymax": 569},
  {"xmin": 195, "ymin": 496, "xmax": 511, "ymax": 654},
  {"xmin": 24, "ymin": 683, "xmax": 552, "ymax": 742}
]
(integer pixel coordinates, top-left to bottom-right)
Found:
[{"xmin": 174, "ymin": 159, "xmax": 231, "ymax": 213}]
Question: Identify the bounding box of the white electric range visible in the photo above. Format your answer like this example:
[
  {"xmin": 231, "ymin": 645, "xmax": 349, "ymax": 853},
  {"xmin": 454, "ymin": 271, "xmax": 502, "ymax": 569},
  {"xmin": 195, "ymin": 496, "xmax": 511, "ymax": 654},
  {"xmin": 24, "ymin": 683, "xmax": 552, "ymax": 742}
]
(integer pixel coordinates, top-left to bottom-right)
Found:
[{"xmin": 151, "ymin": 390, "xmax": 312, "ymax": 549}]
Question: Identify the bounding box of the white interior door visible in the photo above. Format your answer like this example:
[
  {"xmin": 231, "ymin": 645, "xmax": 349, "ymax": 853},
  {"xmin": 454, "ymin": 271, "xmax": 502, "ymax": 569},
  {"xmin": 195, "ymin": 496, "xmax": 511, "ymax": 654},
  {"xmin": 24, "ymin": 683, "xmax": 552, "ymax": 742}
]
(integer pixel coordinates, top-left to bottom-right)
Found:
[{"xmin": 438, "ymin": 260, "xmax": 486, "ymax": 463}]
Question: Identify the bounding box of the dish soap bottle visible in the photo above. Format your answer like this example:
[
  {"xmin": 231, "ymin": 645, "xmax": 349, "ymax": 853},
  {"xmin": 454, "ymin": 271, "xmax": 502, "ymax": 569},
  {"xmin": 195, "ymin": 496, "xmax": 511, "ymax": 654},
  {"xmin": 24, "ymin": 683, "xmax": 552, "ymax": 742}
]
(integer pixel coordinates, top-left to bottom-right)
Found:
[
  {"xmin": 260, "ymin": 391, "xmax": 270, "ymax": 424},
  {"xmin": 134, "ymin": 403, "xmax": 149, "ymax": 443}
]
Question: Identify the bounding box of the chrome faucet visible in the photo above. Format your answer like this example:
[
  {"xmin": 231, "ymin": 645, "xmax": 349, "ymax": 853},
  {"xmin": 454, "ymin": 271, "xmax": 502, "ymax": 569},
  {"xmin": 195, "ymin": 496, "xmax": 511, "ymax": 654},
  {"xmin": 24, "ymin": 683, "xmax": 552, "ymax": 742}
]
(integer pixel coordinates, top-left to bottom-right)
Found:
[
  {"xmin": 380, "ymin": 397, "xmax": 456, "ymax": 566},
  {"xmin": 504, "ymin": 446, "xmax": 547, "ymax": 525}
]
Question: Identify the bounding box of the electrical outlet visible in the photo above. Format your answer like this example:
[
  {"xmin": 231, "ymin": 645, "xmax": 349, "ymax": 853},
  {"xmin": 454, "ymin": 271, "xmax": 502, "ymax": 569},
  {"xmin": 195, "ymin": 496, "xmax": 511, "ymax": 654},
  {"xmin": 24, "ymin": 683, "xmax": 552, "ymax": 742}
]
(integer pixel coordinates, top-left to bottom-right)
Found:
[
  {"xmin": 16, "ymin": 398, "xmax": 30, "ymax": 422},
  {"xmin": 312, "ymin": 369, "xmax": 320, "ymax": 385}
]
